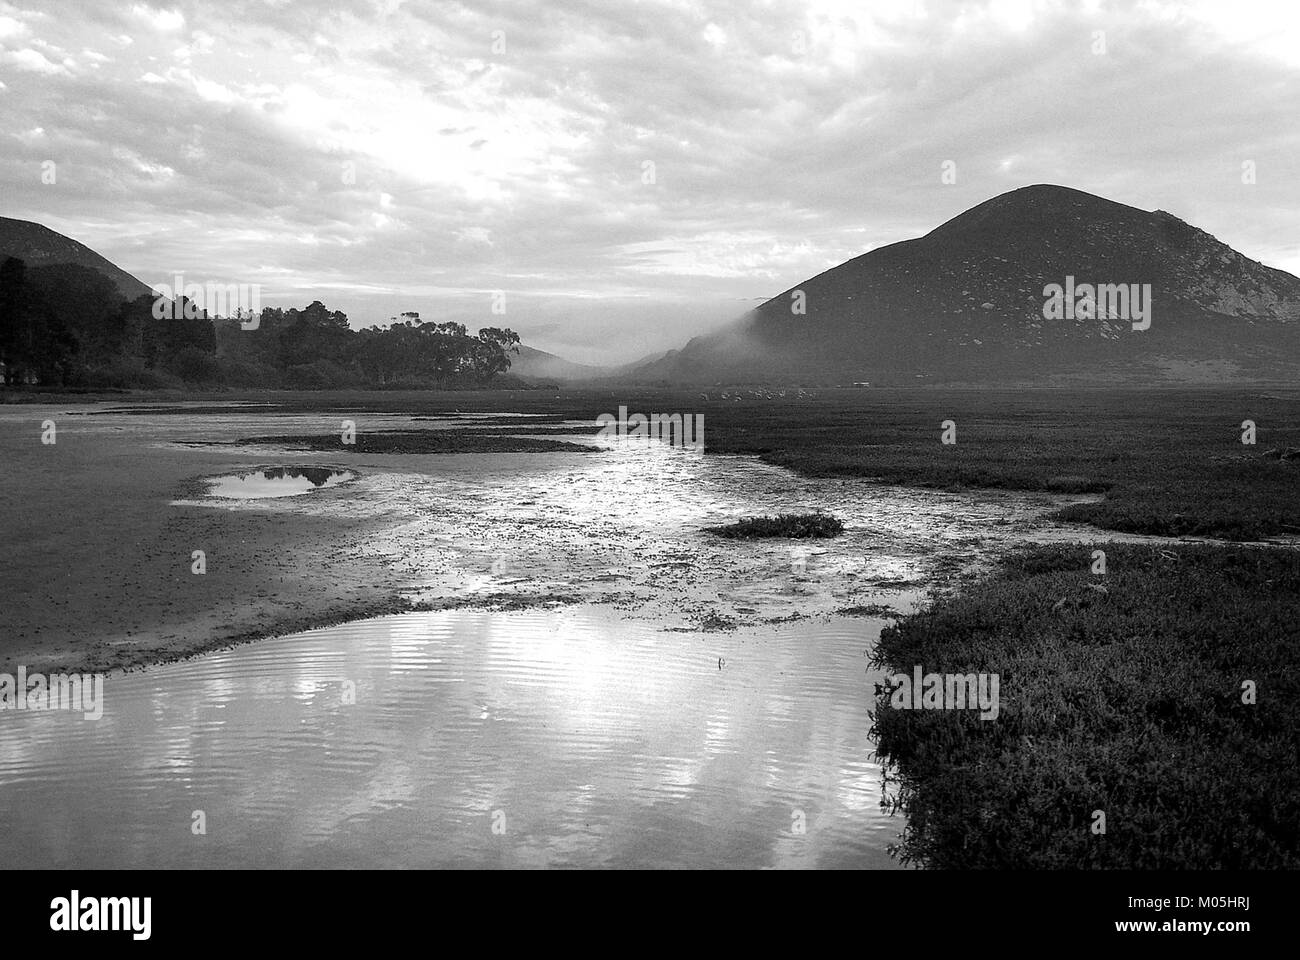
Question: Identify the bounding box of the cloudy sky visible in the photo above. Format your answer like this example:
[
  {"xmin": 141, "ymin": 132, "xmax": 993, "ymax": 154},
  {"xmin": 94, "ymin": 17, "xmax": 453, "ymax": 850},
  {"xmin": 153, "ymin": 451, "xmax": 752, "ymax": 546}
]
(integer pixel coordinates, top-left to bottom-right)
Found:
[{"xmin": 2, "ymin": 0, "xmax": 1298, "ymax": 363}]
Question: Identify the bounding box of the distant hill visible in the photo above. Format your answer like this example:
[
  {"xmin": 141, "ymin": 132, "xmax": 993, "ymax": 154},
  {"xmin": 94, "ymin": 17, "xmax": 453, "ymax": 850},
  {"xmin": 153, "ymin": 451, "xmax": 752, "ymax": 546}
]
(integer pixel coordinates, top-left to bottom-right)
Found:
[
  {"xmin": 507, "ymin": 345, "xmax": 687, "ymax": 383},
  {"xmin": 508, "ymin": 344, "xmax": 607, "ymax": 381},
  {"xmin": 0, "ymin": 217, "xmax": 153, "ymax": 301},
  {"xmin": 608, "ymin": 348, "xmax": 677, "ymax": 377},
  {"xmin": 635, "ymin": 184, "xmax": 1300, "ymax": 384}
]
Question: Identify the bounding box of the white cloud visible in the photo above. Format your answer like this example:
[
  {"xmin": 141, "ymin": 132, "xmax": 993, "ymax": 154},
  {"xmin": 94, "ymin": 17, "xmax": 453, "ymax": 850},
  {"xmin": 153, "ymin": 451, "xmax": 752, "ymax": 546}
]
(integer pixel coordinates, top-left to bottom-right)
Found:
[
  {"xmin": 0, "ymin": 14, "xmax": 27, "ymax": 38},
  {"xmin": 131, "ymin": 4, "xmax": 183, "ymax": 32},
  {"xmin": 192, "ymin": 76, "xmax": 235, "ymax": 103},
  {"xmin": 0, "ymin": 47, "xmax": 67, "ymax": 74},
  {"xmin": 1175, "ymin": 0, "xmax": 1300, "ymax": 65}
]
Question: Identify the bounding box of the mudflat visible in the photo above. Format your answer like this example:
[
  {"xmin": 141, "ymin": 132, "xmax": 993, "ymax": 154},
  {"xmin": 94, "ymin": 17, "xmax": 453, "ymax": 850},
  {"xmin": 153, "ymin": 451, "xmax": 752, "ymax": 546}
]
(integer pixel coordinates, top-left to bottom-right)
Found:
[{"xmin": 2, "ymin": 408, "xmax": 412, "ymax": 673}]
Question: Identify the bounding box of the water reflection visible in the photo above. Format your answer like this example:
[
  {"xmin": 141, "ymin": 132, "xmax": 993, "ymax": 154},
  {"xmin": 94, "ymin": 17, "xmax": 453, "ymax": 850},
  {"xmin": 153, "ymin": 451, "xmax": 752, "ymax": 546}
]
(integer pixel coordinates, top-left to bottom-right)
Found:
[
  {"xmin": 0, "ymin": 608, "xmax": 903, "ymax": 869},
  {"xmin": 207, "ymin": 466, "xmax": 356, "ymax": 499}
]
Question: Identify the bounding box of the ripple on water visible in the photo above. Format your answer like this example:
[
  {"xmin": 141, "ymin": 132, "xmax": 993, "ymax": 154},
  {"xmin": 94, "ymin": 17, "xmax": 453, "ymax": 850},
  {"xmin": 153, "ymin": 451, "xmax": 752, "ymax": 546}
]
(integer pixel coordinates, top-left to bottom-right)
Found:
[{"xmin": 0, "ymin": 608, "xmax": 904, "ymax": 869}]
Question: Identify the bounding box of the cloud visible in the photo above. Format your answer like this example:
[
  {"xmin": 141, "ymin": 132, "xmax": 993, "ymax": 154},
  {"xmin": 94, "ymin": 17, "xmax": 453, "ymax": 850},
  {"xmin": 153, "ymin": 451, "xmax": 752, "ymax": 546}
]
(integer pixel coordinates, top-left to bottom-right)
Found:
[
  {"xmin": 1, "ymin": 0, "xmax": 1297, "ymax": 362},
  {"xmin": 0, "ymin": 15, "xmax": 28, "ymax": 39},
  {"xmin": 0, "ymin": 46, "xmax": 68, "ymax": 73},
  {"xmin": 130, "ymin": 4, "xmax": 183, "ymax": 32}
]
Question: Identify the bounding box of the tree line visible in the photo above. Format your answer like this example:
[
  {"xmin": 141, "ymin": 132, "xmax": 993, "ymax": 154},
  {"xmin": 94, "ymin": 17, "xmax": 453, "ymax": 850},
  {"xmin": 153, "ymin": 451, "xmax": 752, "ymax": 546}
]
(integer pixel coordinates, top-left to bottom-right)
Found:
[{"xmin": 0, "ymin": 257, "xmax": 520, "ymax": 389}]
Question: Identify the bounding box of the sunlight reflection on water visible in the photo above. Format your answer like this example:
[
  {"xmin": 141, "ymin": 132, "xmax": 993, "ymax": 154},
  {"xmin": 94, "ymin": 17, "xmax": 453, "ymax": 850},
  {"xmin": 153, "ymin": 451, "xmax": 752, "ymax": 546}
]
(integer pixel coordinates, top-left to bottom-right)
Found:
[{"xmin": 0, "ymin": 608, "xmax": 903, "ymax": 869}]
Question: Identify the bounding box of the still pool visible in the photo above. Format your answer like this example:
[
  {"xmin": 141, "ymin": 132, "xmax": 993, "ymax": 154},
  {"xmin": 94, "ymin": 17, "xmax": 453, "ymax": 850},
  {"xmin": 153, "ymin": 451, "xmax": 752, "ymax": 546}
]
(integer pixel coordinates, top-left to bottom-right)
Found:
[{"xmin": 0, "ymin": 607, "xmax": 903, "ymax": 869}]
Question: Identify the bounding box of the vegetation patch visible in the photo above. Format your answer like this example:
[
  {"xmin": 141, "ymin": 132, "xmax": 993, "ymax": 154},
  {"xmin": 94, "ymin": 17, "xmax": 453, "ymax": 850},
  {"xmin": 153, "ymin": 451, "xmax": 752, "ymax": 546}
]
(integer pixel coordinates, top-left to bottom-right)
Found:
[
  {"xmin": 704, "ymin": 512, "xmax": 844, "ymax": 539},
  {"xmin": 869, "ymin": 542, "xmax": 1300, "ymax": 869},
  {"xmin": 836, "ymin": 604, "xmax": 903, "ymax": 619}
]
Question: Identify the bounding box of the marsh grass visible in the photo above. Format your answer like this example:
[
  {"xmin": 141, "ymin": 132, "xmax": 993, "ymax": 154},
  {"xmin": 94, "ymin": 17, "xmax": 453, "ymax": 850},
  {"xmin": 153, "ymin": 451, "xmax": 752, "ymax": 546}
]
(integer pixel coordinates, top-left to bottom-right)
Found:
[
  {"xmin": 869, "ymin": 542, "xmax": 1300, "ymax": 868},
  {"xmin": 704, "ymin": 512, "xmax": 844, "ymax": 539},
  {"xmin": 692, "ymin": 388, "xmax": 1300, "ymax": 541}
]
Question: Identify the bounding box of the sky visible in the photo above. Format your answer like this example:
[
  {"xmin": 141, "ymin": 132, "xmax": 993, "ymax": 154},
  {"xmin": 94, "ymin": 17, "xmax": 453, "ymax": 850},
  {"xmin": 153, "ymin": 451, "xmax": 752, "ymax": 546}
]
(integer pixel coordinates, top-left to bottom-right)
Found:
[{"xmin": 2, "ymin": 0, "xmax": 1298, "ymax": 364}]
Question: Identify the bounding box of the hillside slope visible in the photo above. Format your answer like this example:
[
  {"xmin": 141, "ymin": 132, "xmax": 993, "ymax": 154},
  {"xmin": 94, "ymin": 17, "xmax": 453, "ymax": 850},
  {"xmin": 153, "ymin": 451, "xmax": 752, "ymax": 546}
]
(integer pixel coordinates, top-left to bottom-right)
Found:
[
  {"xmin": 642, "ymin": 185, "xmax": 1300, "ymax": 384},
  {"xmin": 0, "ymin": 217, "xmax": 153, "ymax": 301}
]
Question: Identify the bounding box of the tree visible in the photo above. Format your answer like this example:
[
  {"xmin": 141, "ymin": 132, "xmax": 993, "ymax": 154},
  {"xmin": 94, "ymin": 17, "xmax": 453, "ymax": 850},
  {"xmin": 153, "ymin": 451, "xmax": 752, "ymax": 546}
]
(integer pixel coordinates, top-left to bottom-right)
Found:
[
  {"xmin": 136, "ymin": 291, "xmax": 216, "ymax": 369},
  {"xmin": 27, "ymin": 264, "xmax": 123, "ymax": 356},
  {"xmin": 0, "ymin": 257, "xmax": 27, "ymax": 383},
  {"xmin": 276, "ymin": 301, "xmax": 352, "ymax": 369},
  {"xmin": 0, "ymin": 257, "xmax": 80, "ymax": 385},
  {"xmin": 472, "ymin": 326, "xmax": 521, "ymax": 381}
]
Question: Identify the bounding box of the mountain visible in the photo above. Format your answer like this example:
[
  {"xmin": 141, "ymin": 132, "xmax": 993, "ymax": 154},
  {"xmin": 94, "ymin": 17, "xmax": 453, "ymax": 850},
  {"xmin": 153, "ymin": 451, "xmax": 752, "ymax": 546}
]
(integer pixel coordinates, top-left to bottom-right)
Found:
[
  {"xmin": 637, "ymin": 185, "xmax": 1300, "ymax": 384},
  {"xmin": 0, "ymin": 217, "xmax": 153, "ymax": 301},
  {"xmin": 507, "ymin": 344, "xmax": 607, "ymax": 381}
]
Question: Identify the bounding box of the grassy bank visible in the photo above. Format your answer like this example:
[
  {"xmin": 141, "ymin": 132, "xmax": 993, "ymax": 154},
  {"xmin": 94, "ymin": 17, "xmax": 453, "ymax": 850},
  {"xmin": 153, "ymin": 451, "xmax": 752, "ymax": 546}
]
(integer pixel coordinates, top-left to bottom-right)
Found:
[{"xmin": 869, "ymin": 542, "xmax": 1300, "ymax": 868}]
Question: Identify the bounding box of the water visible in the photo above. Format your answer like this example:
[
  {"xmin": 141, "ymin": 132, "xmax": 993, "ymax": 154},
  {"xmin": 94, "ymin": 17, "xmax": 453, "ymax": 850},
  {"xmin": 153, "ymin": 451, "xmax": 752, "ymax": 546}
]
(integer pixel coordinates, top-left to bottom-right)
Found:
[
  {"xmin": 207, "ymin": 466, "xmax": 357, "ymax": 499},
  {"xmin": 0, "ymin": 401, "xmax": 1135, "ymax": 869},
  {"xmin": 0, "ymin": 607, "xmax": 901, "ymax": 869}
]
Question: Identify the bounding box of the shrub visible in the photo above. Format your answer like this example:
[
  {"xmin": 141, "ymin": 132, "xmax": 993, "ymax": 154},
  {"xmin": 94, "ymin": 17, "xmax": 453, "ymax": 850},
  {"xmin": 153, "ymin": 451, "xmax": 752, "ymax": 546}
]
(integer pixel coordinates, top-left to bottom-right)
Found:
[
  {"xmin": 165, "ymin": 346, "xmax": 222, "ymax": 384},
  {"xmin": 705, "ymin": 512, "xmax": 844, "ymax": 539},
  {"xmin": 283, "ymin": 359, "xmax": 353, "ymax": 390},
  {"xmin": 68, "ymin": 358, "xmax": 180, "ymax": 390}
]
